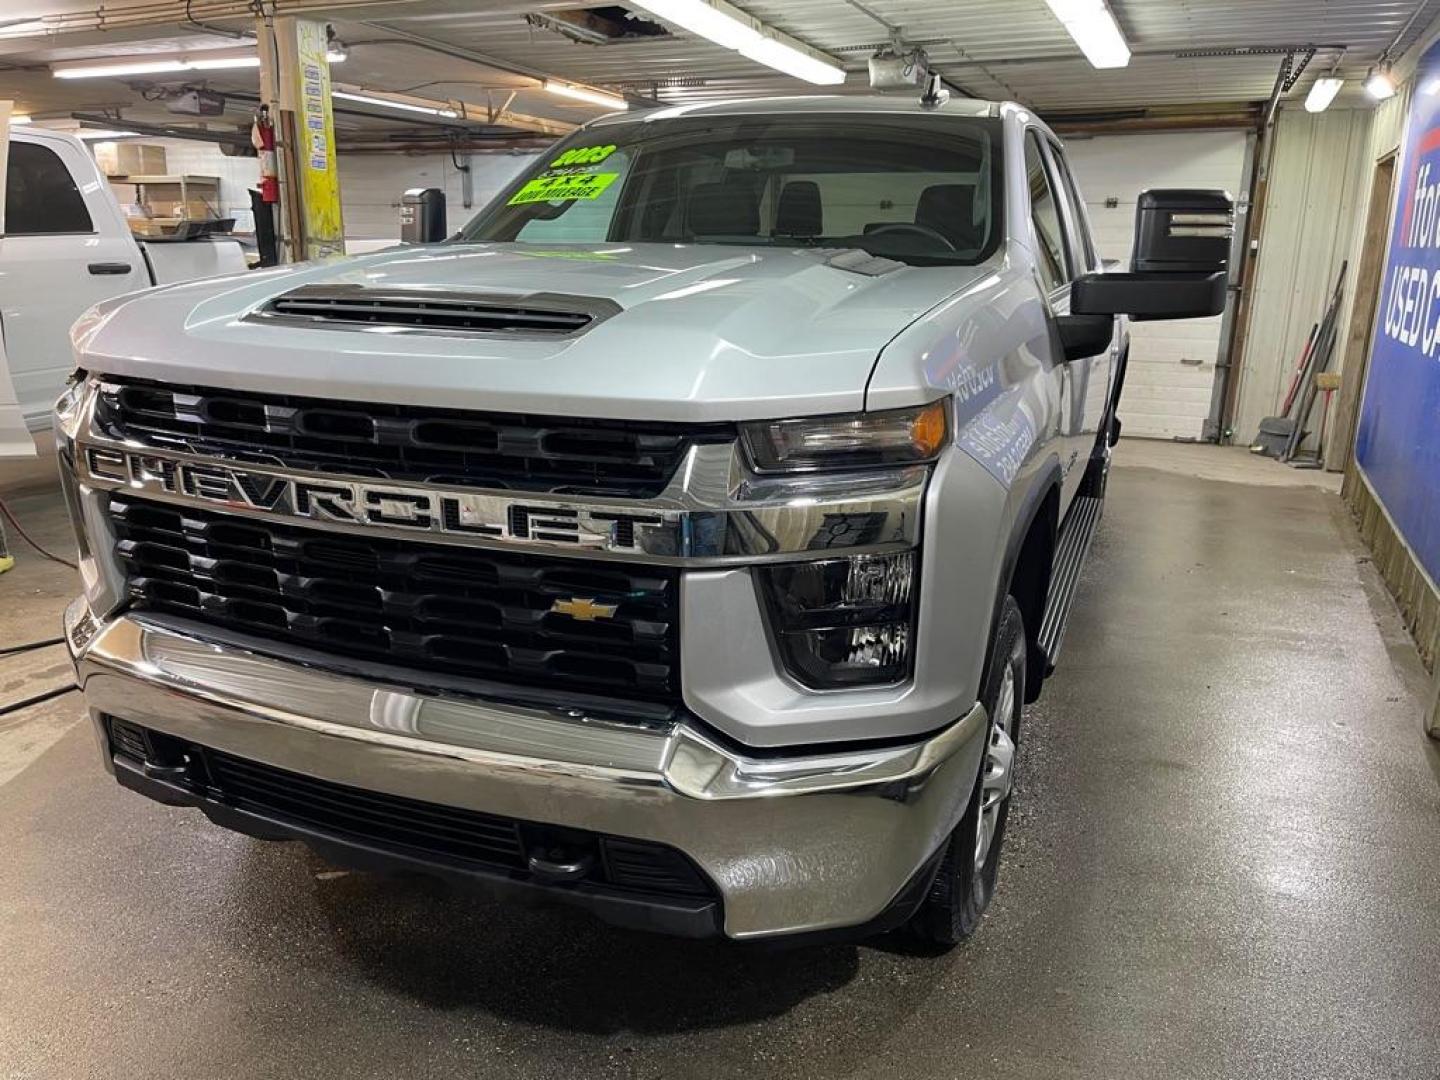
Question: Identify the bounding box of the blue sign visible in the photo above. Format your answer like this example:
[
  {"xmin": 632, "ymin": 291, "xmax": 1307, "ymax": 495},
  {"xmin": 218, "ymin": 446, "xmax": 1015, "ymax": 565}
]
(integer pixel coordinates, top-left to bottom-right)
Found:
[{"xmin": 1357, "ymin": 42, "xmax": 1440, "ymax": 583}]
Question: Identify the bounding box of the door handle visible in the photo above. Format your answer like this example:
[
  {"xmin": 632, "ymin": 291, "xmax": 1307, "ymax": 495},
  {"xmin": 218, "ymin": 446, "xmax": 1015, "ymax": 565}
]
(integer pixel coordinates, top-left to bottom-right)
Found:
[{"xmin": 88, "ymin": 262, "xmax": 133, "ymax": 275}]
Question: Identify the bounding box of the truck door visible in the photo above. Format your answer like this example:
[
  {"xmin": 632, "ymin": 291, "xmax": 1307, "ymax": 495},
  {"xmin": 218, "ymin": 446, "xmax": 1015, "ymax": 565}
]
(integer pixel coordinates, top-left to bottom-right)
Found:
[
  {"xmin": 0, "ymin": 135, "xmax": 149, "ymax": 426},
  {"xmin": 1023, "ymin": 130, "xmax": 1089, "ymax": 508},
  {"xmin": 1045, "ymin": 137, "xmax": 1116, "ymax": 468}
]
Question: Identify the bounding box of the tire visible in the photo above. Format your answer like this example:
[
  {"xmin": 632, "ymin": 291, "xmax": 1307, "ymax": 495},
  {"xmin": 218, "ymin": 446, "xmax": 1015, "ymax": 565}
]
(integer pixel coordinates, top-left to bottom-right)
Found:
[{"xmin": 906, "ymin": 595, "xmax": 1026, "ymax": 948}]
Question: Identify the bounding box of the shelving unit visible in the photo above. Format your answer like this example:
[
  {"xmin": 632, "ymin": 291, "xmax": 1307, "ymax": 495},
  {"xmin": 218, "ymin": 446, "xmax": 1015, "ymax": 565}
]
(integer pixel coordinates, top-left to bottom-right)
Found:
[{"xmin": 107, "ymin": 174, "xmax": 223, "ymax": 236}]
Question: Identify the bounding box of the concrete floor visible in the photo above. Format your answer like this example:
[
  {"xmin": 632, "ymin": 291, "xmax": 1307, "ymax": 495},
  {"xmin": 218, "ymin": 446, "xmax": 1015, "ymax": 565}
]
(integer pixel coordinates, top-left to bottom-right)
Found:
[{"xmin": 2, "ymin": 442, "xmax": 1438, "ymax": 1080}]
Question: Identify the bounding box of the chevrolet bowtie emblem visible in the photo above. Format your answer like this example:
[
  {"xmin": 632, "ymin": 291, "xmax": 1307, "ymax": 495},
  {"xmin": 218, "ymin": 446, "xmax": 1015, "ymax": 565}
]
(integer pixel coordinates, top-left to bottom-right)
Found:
[{"xmin": 550, "ymin": 596, "xmax": 619, "ymax": 621}]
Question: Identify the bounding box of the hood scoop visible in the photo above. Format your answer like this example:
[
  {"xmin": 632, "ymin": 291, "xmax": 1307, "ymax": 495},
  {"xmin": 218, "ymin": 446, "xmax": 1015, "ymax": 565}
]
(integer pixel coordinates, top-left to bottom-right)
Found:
[{"xmin": 251, "ymin": 285, "xmax": 619, "ymax": 338}]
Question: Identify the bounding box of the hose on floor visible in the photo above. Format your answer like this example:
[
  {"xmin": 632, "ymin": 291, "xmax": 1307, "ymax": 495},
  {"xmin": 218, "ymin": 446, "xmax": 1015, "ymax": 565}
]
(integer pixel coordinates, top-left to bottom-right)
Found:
[
  {"xmin": 0, "ymin": 684, "xmax": 77, "ymax": 718},
  {"xmin": 0, "ymin": 495, "xmax": 77, "ymax": 571},
  {"xmin": 0, "ymin": 637, "xmax": 66, "ymax": 657}
]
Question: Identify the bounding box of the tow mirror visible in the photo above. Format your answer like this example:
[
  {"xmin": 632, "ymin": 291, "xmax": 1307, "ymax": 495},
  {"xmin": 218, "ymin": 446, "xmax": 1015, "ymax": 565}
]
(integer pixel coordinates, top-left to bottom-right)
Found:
[{"xmin": 1071, "ymin": 188, "xmax": 1233, "ymax": 321}]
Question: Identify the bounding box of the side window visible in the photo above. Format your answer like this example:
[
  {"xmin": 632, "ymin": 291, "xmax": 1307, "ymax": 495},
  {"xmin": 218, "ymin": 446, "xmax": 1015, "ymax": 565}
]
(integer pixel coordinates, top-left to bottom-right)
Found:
[
  {"xmin": 1024, "ymin": 131, "xmax": 1071, "ymax": 294},
  {"xmin": 5, "ymin": 142, "xmax": 94, "ymax": 235},
  {"xmin": 1048, "ymin": 142, "xmax": 1098, "ymax": 271}
]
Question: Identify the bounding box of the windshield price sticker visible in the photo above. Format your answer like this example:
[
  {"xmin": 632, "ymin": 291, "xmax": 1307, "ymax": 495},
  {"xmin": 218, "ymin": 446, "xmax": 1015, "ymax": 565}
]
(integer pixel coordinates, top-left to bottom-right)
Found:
[
  {"xmin": 508, "ymin": 171, "xmax": 619, "ymax": 206},
  {"xmin": 550, "ymin": 144, "xmax": 617, "ymax": 167}
]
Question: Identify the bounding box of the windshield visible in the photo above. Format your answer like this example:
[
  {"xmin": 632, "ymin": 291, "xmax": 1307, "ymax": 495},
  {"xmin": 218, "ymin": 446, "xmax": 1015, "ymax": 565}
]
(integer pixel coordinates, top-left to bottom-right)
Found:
[{"xmin": 459, "ymin": 114, "xmax": 1003, "ymax": 267}]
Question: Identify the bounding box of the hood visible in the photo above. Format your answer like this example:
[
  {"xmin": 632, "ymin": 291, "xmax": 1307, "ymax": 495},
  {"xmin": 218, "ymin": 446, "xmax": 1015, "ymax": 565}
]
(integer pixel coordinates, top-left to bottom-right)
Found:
[{"xmin": 73, "ymin": 242, "xmax": 987, "ymax": 422}]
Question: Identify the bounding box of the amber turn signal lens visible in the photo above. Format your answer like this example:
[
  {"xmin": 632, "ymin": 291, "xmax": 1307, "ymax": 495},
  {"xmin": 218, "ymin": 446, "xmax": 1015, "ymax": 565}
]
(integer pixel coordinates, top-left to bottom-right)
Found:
[{"xmin": 908, "ymin": 400, "xmax": 948, "ymax": 458}]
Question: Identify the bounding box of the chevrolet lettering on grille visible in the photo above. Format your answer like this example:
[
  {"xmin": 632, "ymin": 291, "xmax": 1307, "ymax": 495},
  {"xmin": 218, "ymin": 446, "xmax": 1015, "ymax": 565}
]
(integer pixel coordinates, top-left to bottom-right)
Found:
[{"xmin": 81, "ymin": 445, "xmax": 669, "ymax": 554}]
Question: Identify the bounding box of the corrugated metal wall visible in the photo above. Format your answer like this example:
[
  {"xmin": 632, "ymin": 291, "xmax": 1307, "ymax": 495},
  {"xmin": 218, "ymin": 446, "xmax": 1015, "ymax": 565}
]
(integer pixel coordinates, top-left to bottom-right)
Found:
[
  {"xmin": 1234, "ymin": 19, "xmax": 1429, "ymax": 460},
  {"xmin": 1231, "ymin": 108, "xmax": 1371, "ymax": 446}
]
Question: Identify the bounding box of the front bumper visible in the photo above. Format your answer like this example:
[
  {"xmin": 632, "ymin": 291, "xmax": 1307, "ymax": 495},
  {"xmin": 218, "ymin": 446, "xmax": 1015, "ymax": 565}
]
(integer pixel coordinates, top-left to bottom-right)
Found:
[{"xmin": 67, "ymin": 601, "xmax": 986, "ymax": 940}]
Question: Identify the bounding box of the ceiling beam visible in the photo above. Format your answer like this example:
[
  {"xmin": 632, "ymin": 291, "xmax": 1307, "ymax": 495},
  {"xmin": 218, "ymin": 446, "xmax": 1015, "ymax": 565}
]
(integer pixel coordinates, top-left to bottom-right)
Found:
[
  {"xmin": 330, "ymin": 82, "xmax": 574, "ymax": 137},
  {"xmin": 353, "ymin": 21, "xmax": 650, "ymax": 108},
  {"xmin": 1046, "ymin": 109, "xmax": 1262, "ymax": 135},
  {"xmin": 69, "ymin": 111, "xmax": 252, "ymax": 144}
]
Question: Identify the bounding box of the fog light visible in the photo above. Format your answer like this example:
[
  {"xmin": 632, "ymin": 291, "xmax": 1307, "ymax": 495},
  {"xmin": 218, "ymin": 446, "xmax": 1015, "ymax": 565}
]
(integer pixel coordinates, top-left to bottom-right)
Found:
[{"xmin": 759, "ymin": 550, "xmax": 917, "ymax": 688}]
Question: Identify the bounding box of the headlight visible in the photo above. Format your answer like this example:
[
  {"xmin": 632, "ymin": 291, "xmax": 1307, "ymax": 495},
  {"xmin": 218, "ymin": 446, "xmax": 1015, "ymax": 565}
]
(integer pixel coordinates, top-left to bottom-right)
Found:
[
  {"xmin": 759, "ymin": 550, "xmax": 917, "ymax": 689},
  {"xmin": 53, "ymin": 370, "xmax": 88, "ymax": 441},
  {"xmin": 52, "ymin": 374, "xmax": 123, "ymax": 617},
  {"xmin": 741, "ymin": 401, "xmax": 948, "ymax": 473}
]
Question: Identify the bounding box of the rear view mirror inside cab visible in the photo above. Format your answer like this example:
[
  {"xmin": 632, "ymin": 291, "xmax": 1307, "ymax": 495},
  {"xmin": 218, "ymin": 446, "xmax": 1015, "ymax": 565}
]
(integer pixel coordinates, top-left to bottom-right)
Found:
[{"xmin": 722, "ymin": 146, "xmax": 796, "ymax": 170}]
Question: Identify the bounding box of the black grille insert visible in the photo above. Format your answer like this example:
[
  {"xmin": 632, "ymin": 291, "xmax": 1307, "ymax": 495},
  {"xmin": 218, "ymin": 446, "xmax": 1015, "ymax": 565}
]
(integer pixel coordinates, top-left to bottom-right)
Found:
[
  {"xmin": 111, "ymin": 496, "xmax": 680, "ymax": 703},
  {"xmin": 95, "ymin": 378, "xmax": 730, "ymax": 498},
  {"xmin": 107, "ymin": 718, "xmax": 714, "ymax": 900}
]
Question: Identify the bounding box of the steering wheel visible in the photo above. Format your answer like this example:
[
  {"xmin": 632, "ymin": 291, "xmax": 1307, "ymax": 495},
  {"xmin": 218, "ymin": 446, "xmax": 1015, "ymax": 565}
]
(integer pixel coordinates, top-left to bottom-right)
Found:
[{"xmin": 866, "ymin": 222, "xmax": 958, "ymax": 251}]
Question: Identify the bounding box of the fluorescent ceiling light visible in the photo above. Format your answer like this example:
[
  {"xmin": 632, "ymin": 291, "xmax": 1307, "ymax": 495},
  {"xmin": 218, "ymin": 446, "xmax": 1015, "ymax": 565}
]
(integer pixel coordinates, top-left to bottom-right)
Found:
[
  {"xmin": 79, "ymin": 130, "xmax": 140, "ymax": 140},
  {"xmin": 53, "ymin": 49, "xmax": 261, "ymax": 79},
  {"xmin": 332, "ymin": 90, "xmax": 459, "ymax": 118},
  {"xmin": 1043, "ymin": 0, "xmax": 1131, "ymax": 69},
  {"xmin": 1304, "ymin": 76, "xmax": 1344, "ymax": 112},
  {"xmin": 633, "ymin": 0, "xmax": 759, "ymax": 49},
  {"xmin": 54, "ymin": 59, "xmax": 186, "ymax": 79},
  {"xmin": 1365, "ymin": 65, "xmax": 1397, "ymax": 100},
  {"xmin": 629, "ymin": 0, "xmax": 845, "ymax": 85},
  {"xmin": 186, "ymin": 55, "xmax": 261, "ymax": 71},
  {"xmin": 10, "ymin": 114, "xmax": 31, "ymax": 125},
  {"xmin": 326, "ymin": 47, "xmax": 348, "ymax": 63},
  {"xmin": 542, "ymin": 80, "xmax": 628, "ymax": 109}
]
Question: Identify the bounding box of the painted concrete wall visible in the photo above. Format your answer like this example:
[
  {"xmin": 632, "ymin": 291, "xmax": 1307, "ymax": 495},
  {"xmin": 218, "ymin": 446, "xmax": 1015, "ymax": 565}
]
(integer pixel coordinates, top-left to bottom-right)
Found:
[{"xmin": 336, "ymin": 150, "xmax": 538, "ymax": 240}]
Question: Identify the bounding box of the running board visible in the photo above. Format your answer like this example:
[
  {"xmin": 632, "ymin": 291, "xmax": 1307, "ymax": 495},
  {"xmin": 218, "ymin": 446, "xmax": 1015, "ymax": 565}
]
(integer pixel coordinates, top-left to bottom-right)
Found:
[{"xmin": 1037, "ymin": 495, "xmax": 1103, "ymax": 671}]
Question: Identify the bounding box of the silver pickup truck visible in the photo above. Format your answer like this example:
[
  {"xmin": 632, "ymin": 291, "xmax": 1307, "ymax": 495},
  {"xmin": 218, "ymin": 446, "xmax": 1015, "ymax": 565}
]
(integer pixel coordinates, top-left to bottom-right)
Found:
[{"xmin": 57, "ymin": 95, "xmax": 1230, "ymax": 945}]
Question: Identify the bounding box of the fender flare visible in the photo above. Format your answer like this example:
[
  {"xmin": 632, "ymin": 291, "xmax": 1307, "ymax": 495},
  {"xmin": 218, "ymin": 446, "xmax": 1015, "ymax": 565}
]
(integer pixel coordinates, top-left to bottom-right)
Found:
[{"xmin": 981, "ymin": 457, "xmax": 1063, "ymax": 683}]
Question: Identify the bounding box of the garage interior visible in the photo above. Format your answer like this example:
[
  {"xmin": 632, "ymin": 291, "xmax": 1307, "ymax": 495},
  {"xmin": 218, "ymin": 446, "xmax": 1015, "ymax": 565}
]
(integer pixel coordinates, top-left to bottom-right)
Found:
[{"xmin": 1, "ymin": 2, "xmax": 1439, "ymax": 1078}]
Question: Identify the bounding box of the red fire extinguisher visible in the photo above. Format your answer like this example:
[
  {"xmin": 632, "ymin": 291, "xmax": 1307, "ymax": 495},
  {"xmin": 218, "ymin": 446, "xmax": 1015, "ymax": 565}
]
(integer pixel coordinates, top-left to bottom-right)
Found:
[{"xmin": 252, "ymin": 105, "xmax": 278, "ymax": 204}]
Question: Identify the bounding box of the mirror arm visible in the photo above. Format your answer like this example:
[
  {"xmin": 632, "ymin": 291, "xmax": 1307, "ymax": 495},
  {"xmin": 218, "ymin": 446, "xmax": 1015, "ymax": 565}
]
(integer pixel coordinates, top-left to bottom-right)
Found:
[{"xmin": 1055, "ymin": 312, "xmax": 1115, "ymax": 363}]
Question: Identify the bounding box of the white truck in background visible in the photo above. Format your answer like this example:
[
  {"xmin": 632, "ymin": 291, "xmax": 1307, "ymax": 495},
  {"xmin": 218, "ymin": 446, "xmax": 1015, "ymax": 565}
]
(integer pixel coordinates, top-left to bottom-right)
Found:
[{"xmin": 0, "ymin": 126, "xmax": 247, "ymax": 435}]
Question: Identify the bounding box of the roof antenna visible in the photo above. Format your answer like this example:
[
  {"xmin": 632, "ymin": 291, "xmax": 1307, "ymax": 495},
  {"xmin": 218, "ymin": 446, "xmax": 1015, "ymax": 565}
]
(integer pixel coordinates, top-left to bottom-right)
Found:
[{"xmin": 919, "ymin": 71, "xmax": 949, "ymax": 110}]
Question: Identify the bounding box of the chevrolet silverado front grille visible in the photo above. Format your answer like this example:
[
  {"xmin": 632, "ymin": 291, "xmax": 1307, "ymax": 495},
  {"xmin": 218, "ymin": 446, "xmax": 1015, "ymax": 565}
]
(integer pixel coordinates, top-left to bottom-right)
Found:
[
  {"xmin": 95, "ymin": 378, "xmax": 728, "ymax": 498},
  {"xmin": 106, "ymin": 719, "xmax": 716, "ymax": 901},
  {"xmin": 110, "ymin": 496, "xmax": 681, "ymax": 703},
  {"xmin": 256, "ymin": 285, "xmax": 617, "ymax": 337}
]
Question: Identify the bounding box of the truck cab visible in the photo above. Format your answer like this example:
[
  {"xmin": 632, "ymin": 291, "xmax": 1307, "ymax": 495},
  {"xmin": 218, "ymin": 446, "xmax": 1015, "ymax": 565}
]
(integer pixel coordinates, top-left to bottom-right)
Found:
[
  {"xmin": 57, "ymin": 95, "xmax": 1229, "ymax": 945},
  {"xmin": 0, "ymin": 127, "xmax": 246, "ymax": 431}
]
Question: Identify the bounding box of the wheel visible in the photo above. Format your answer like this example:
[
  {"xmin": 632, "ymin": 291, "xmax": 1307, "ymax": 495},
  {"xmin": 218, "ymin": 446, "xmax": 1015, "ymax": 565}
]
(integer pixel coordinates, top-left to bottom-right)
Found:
[{"xmin": 906, "ymin": 595, "xmax": 1026, "ymax": 948}]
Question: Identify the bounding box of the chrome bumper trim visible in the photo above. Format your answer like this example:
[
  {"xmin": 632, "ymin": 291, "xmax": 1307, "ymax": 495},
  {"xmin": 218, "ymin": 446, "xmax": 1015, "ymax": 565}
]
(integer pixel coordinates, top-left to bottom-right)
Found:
[{"xmin": 67, "ymin": 603, "xmax": 986, "ymax": 938}]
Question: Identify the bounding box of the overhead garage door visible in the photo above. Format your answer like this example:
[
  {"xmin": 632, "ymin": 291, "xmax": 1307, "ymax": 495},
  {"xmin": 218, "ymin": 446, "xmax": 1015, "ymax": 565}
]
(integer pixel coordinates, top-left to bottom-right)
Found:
[{"xmin": 1064, "ymin": 130, "xmax": 1250, "ymax": 440}]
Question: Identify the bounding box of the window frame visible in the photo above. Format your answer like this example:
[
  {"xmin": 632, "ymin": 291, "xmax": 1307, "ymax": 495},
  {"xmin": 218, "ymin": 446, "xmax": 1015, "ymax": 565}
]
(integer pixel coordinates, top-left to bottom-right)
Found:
[
  {"xmin": 460, "ymin": 114, "xmax": 1007, "ymax": 268},
  {"xmin": 1044, "ymin": 136, "xmax": 1099, "ymax": 275},
  {"xmin": 1022, "ymin": 128, "xmax": 1075, "ymax": 298}
]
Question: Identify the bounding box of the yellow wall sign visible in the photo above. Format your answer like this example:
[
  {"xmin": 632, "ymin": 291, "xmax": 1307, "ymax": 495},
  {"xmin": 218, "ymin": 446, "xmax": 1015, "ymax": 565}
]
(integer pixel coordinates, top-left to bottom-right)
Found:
[{"xmin": 508, "ymin": 172, "xmax": 619, "ymax": 206}]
